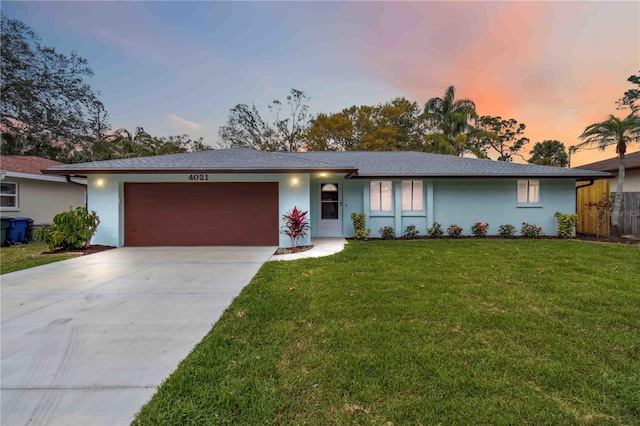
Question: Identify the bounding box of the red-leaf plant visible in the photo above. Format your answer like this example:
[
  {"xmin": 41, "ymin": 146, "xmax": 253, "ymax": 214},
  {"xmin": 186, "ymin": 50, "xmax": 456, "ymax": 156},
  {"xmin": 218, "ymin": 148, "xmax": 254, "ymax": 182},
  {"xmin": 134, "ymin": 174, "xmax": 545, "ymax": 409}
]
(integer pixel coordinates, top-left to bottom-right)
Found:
[{"xmin": 280, "ymin": 206, "xmax": 311, "ymax": 249}]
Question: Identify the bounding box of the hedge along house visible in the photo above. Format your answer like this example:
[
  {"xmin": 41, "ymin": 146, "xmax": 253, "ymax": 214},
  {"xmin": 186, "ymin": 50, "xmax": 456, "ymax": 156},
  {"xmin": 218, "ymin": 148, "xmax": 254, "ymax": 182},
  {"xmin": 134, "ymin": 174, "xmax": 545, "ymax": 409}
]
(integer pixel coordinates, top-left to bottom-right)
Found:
[{"xmin": 43, "ymin": 148, "xmax": 610, "ymax": 248}]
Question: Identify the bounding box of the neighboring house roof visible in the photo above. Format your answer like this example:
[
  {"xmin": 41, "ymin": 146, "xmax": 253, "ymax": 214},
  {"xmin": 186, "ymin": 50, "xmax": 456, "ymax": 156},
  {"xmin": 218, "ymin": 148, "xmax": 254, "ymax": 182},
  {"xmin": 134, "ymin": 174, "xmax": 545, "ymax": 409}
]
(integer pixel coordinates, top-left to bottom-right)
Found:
[
  {"xmin": 575, "ymin": 151, "xmax": 640, "ymax": 174},
  {"xmin": 1, "ymin": 155, "xmax": 86, "ymax": 184},
  {"xmin": 1, "ymin": 155, "xmax": 65, "ymax": 174},
  {"xmin": 42, "ymin": 148, "xmax": 610, "ymax": 179}
]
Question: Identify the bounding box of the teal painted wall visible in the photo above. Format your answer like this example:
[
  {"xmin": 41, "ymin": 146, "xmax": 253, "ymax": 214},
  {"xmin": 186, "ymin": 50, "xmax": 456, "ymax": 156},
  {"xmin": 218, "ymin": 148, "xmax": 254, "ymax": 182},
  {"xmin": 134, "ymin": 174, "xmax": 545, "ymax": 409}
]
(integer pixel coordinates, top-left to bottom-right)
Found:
[
  {"xmin": 339, "ymin": 178, "xmax": 575, "ymax": 238},
  {"xmin": 88, "ymin": 173, "xmax": 577, "ymax": 247},
  {"xmin": 432, "ymin": 178, "xmax": 576, "ymax": 236},
  {"xmin": 88, "ymin": 173, "xmax": 311, "ymax": 247}
]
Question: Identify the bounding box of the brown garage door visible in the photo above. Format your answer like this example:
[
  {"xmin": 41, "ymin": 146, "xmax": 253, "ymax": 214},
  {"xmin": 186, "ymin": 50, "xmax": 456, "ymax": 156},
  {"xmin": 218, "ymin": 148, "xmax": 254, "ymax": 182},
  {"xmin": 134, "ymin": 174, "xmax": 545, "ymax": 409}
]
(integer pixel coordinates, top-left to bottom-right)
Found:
[{"xmin": 124, "ymin": 182, "xmax": 279, "ymax": 246}]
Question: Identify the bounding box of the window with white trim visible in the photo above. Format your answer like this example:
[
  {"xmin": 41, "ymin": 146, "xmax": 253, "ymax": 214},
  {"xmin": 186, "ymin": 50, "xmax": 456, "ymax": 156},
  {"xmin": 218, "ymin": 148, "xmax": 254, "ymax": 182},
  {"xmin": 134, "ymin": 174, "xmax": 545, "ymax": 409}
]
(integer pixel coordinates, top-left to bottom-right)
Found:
[
  {"xmin": 370, "ymin": 180, "xmax": 392, "ymax": 212},
  {"xmin": 1, "ymin": 182, "xmax": 18, "ymax": 208},
  {"xmin": 517, "ymin": 180, "xmax": 540, "ymax": 204},
  {"xmin": 402, "ymin": 180, "xmax": 423, "ymax": 211}
]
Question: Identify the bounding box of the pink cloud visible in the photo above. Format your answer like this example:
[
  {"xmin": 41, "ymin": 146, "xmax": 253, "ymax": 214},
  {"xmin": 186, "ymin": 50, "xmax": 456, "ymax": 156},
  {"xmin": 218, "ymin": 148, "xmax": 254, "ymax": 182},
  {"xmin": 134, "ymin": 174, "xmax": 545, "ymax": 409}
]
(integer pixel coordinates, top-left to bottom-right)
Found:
[
  {"xmin": 354, "ymin": 1, "xmax": 639, "ymax": 165},
  {"xmin": 170, "ymin": 114, "xmax": 201, "ymax": 130}
]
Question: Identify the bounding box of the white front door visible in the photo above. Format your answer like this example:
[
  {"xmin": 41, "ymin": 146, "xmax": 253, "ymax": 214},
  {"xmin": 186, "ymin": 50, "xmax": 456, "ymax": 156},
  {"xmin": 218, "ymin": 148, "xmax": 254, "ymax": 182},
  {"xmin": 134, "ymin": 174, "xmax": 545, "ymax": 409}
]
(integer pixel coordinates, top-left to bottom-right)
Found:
[{"xmin": 318, "ymin": 182, "xmax": 342, "ymax": 237}]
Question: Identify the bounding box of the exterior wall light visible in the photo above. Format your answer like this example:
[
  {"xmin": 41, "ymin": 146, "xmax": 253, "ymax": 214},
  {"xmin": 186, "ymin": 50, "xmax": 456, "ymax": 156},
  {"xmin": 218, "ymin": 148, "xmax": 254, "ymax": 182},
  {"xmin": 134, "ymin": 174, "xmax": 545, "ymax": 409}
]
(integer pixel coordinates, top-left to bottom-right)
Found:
[
  {"xmin": 290, "ymin": 177, "xmax": 299, "ymax": 186},
  {"xmin": 319, "ymin": 172, "xmax": 328, "ymax": 177},
  {"xmin": 96, "ymin": 178, "xmax": 105, "ymax": 187}
]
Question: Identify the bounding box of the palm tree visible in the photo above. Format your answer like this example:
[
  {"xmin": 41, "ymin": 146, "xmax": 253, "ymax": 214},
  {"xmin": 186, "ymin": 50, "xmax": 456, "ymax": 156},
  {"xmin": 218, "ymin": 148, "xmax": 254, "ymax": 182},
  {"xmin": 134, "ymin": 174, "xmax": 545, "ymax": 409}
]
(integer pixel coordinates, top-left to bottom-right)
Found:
[
  {"xmin": 527, "ymin": 140, "xmax": 569, "ymax": 167},
  {"xmin": 422, "ymin": 86, "xmax": 494, "ymax": 157},
  {"xmin": 575, "ymin": 113, "xmax": 640, "ymax": 235},
  {"xmin": 101, "ymin": 127, "xmax": 154, "ymax": 159}
]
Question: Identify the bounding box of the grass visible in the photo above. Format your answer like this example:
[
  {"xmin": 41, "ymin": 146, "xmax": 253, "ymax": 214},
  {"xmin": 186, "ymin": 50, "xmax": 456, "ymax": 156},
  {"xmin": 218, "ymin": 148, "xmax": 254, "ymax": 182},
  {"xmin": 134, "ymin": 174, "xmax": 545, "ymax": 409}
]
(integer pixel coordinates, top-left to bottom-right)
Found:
[
  {"xmin": 133, "ymin": 240, "xmax": 640, "ymax": 425},
  {"xmin": 0, "ymin": 241, "xmax": 77, "ymax": 274}
]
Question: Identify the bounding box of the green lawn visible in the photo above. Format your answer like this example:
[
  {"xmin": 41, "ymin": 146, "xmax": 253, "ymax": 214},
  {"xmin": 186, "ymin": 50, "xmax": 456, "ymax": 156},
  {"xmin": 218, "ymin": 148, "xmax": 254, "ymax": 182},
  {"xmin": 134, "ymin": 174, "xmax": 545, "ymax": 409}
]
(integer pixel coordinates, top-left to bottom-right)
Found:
[
  {"xmin": 134, "ymin": 240, "xmax": 640, "ymax": 425},
  {"xmin": 0, "ymin": 242, "xmax": 77, "ymax": 274}
]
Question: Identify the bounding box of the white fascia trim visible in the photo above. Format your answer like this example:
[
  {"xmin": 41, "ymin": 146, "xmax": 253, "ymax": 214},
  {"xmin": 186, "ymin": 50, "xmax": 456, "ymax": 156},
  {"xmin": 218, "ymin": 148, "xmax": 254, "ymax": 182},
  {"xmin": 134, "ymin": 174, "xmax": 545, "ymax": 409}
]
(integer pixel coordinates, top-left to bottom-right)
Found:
[{"xmin": 1, "ymin": 170, "xmax": 87, "ymax": 184}]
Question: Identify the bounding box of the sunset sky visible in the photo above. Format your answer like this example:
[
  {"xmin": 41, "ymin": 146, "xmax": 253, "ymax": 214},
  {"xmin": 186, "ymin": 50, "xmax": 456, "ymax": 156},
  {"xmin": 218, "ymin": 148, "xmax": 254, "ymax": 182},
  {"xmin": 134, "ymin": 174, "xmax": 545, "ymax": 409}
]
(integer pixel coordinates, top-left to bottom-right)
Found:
[{"xmin": 3, "ymin": 1, "xmax": 639, "ymax": 166}]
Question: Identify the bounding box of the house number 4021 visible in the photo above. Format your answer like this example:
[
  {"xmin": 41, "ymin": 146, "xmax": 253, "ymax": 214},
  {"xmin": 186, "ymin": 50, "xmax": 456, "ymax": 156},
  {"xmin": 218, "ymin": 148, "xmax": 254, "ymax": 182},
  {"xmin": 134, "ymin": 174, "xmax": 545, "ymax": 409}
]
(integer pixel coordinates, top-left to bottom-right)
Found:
[{"xmin": 188, "ymin": 174, "xmax": 209, "ymax": 181}]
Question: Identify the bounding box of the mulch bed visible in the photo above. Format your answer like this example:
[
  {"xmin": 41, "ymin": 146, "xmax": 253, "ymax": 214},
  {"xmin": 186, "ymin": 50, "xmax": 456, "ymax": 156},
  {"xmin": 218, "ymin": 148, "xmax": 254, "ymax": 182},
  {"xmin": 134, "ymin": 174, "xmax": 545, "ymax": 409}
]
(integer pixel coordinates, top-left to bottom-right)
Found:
[
  {"xmin": 350, "ymin": 234, "xmax": 640, "ymax": 245},
  {"xmin": 273, "ymin": 245, "xmax": 314, "ymax": 255},
  {"xmin": 42, "ymin": 244, "xmax": 116, "ymax": 255},
  {"xmin": 574, "ymin": 234, "xmax": 640, "ymax": 245}
]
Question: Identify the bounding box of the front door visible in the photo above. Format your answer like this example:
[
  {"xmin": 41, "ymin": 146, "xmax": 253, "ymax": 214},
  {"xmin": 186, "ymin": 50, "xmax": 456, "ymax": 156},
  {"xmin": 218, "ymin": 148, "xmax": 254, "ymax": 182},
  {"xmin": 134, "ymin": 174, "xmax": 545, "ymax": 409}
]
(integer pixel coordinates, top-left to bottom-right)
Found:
[{"xmin": 318, "ymin": 182, "xmax": 342, "ymax": 236}]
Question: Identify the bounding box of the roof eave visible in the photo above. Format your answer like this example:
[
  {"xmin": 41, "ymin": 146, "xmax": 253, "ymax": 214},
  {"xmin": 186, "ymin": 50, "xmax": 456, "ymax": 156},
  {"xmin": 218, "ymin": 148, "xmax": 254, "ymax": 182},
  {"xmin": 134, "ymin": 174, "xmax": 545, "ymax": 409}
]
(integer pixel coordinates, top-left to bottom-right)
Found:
[
  {"xmin": 42, "ymin": 167, "xmax": 358, "ymax": 176},
  {"xmin": 351, "ymin": 173, "xmax": 612, "ymax": 179}
]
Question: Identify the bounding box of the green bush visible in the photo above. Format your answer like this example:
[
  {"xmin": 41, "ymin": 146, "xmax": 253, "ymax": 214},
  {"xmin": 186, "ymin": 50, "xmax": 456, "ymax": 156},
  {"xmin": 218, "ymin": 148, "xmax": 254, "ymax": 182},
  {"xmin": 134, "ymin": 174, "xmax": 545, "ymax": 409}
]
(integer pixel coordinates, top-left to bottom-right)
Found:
[
  {"xmin": 447, "ymin": 224, "xmax": 463, "ymax": 238},
  {"xmin": 554, "ymin": 212, "xmax": 578, "ymax": 239},
  {"xmin": 35, "ymin": 207, "xmax": 100, "ymax": 251},
  {"xmin": 426, "ymin": 222, "xmax": 444, "ymax": 238},
  {"xmin": 403, "ymin": 224, "xmax": 420, "ymax": 240},
  {"xmin": 350, "ymin": 212, "xmax": 371, "ymax": 240},
  {"xmin": 497, "ymin": 224, "xmax": 516, "ymax": 238},
  {"xmin": 470, "ymin": 222, "xmax": 489, "ymax": 237},
  {"xmin": 520, "ymin": 222, "xmax": 542, "ymax": 238},
  {"xmin": 379, "ymin": 226, "xmax": 395, "ymax": 240}
]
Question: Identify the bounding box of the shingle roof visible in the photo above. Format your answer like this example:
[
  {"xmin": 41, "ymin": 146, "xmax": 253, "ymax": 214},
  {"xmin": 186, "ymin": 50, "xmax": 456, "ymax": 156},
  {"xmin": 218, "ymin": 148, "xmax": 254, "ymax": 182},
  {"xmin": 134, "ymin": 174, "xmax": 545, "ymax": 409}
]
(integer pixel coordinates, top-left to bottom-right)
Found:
[
  {"xmin": 1, "ymin": 155, "xmax": 65, "ymax": 175},
  {"xmin": 575, "ymin": 151, "xmax": 640, "ymax": 173},
  {"xmin": 43, "ymin": 149, "xmax": 356, "ymax": 174},
  {"xmin": 42, "ymin": 148, "xmax": 610, "ymax": 179},
  {"xmin": 287, "ymin": 151, "xmax": 610, "ymax": 178}
]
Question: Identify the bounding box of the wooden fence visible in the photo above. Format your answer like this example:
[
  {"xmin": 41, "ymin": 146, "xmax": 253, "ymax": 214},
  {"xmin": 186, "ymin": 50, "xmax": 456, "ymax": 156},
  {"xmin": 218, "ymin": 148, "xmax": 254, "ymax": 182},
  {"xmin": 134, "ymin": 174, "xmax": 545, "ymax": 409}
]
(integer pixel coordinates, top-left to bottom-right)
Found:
[
  {"xmin": 576, "ymin": 180, "xmax": 610, "ymax": 235},
  {"xmin": 576, "ymin": 180, "xmax": 640, "ymax": 235},
  {"xmin": 618, "ymin": 192, "xmax": 640, "ymax": 235}
]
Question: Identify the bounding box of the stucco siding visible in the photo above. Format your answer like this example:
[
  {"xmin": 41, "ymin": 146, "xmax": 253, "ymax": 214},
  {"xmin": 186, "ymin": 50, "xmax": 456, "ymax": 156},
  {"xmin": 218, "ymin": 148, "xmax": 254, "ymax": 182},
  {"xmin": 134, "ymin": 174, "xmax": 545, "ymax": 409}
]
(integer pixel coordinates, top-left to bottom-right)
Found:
[
  {"xmin": 1, "ymin": 177, "xmax": 86, "ymax": 225},
  {"xmin": 88, "ymin": 173, "xmax": 310, "ymax": 247},
  {"xmin": 433, "ymin": 178, "xmax": 576, "ymax": 236},
  {"xmin": 341, "ymin": 179, "xmax": 363, "ymax": 236},
  {"xmin": 607, "ymin": 170, "xmax": 640, "ymax": 192}
]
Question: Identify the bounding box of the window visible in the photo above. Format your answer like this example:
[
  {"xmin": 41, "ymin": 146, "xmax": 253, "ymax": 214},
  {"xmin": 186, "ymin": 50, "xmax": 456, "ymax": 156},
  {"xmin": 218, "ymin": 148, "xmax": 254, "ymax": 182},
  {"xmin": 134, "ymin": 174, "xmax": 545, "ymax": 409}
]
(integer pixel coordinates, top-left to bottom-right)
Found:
[
  {"xmin": 402, "ymin": 180, "xmax": 423, "ymax": 211},
  {"xmin": 370, "ymin": 181, "xmax": 392, "ymax": 212},
  {"xmin": 1, "ymin": 182, "xmax": 18, "ymax": 208},
  {"xmin": 517, "ymin": 180, "xmax": 540, "ymax": 204},
  {"xmin": 321, "ymin": 183, "xmax": 339, "ymax": 219}
]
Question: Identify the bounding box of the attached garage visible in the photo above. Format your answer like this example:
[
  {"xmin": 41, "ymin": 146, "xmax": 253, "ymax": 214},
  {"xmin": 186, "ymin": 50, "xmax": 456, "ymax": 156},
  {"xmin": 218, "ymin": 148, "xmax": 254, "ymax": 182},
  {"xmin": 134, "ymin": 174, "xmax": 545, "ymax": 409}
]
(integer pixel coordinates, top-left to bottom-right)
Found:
[{"xmin": 123, "ymin": 182, "xmax": 279, "ymax": 246}]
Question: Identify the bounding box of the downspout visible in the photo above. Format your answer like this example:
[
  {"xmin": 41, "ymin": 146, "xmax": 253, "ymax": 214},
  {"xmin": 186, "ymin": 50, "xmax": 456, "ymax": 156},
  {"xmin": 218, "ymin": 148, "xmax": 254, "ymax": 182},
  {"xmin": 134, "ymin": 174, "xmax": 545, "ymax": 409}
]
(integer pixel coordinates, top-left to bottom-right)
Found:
[
  {"xmin": 65, "ymin": 175, "xmax": 88, "ymax": 209},
  {"xmin": 575, "ymin": 179, "xmax": 595, "ymax": 190},
  {"xmin": 65, "ymin": 175, "xmax": 87, "ymax": 187},
  {"xmin": 575, "ymin": 179, "xmax": 595, "ymax": 235}
]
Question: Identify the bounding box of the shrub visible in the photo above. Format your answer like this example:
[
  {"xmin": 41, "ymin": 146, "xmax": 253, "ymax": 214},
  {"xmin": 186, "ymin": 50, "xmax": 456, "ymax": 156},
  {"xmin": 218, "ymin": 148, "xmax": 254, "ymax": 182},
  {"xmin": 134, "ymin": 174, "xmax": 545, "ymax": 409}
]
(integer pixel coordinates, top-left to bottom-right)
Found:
[
  {"xmin": 281, "ymin": 206, "xmax": 310, "ymax": 248},
  {"xmin": 521, "ymin": 222, "xmax": 542, "ymax": 238},
  {"xmin": 379, "ymin": 226, "xmax": 395, "ymax": 240},
  {"xmin": 403, "ymin": 224, "xmax": 420, "ymax": 240},
  {"xmin": 447, "ymin": 224, "xmax": 463, "ymax": 238},
  {"xmin": 351, "ymin": 212, "xmax": 371, "ymax": 240},
  {"xmin": 554, "ymin": 212, "xmax": 578, "ymax": 239},
  {"xmin": 470, "ymin": 222, "xmax": 489, "ymax": 237},
  {"xmin": 585, "ymin": 195, "xmax": 612, "ymax": 237},
  {"xmin": 426, "ymin": 222, "xmax": 444, "ymax": 238},
  {"xmin": 497, "ymin": 224, "xmax": 516, "ymax": 238},
  {"xmin": 35, "ymin": 207, "xmax": 100, "ymax": 251}
]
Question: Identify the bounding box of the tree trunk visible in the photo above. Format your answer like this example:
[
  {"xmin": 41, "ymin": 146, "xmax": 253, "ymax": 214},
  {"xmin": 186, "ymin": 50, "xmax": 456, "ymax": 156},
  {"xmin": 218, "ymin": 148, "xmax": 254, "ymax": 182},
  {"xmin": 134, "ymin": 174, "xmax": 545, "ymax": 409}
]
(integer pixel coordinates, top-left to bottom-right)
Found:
[{"xmin": 611, "ymin": 154, "xmax": 625, "ymax": 237}]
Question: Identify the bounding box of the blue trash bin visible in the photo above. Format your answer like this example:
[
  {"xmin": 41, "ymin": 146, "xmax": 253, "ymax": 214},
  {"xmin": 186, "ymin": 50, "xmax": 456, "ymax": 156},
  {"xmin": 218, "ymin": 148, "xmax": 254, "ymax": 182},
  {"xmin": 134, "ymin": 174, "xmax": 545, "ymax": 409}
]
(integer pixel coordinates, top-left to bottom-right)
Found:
[{"xmin": 6, "ymin": 217, "xmax": 31, "ymax": 243}]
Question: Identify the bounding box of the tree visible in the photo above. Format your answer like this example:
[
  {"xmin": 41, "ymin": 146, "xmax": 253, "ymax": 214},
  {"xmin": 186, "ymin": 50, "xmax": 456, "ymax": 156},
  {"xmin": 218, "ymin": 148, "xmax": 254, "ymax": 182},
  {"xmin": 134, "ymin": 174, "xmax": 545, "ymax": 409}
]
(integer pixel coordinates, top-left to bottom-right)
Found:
[
  {"xmin": 85, "ymin": 128, "xmax": 209, "ymax": 161},
  {"xmin": 304, "ymin": 97, "xmax": 424, "ymax": 151},
  {"xmin": 1, "ymin": 14, "xmax": 109, "ymax": 161},
  {"xmin": 218, "ymin": 89, "xmax": 310, "ymax": 151},
  {"xmin": 574, "ymin": 113, "xmax": 640, "ymax": 236},
  {"xmin": 617, "ymin": 71, "xmax": 640, "ymax": 114},
  {"xmin": 422, "ymin": 85, "xmax": 491, "ymax": 157},
  {"xmin": 527, "ymin": 140, "xmax": 569, "ymax": 167},
  {"xmin": 475, "ymin": 116, "xmax": 529, "ymax": 161}
]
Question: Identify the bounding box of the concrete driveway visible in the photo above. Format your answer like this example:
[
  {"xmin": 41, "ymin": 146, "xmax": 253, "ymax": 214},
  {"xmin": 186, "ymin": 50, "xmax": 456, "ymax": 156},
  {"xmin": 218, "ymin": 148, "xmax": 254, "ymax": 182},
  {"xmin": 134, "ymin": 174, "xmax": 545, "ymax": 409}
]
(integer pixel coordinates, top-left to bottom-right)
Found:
[{"xmin": 1, "ymin": 246, "xmax": 275, "ymax": 426}]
